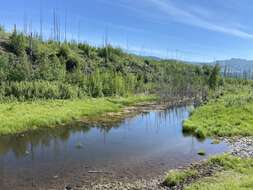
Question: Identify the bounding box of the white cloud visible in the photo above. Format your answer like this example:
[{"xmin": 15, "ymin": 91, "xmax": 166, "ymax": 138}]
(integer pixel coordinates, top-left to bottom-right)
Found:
[{"xmin": 145, "ymin": 0, "xmax": 253, "ymax": 40}]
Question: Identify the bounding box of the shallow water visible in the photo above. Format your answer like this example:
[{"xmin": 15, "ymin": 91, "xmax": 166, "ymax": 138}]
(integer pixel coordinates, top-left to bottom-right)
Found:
[{"xmin": 0, "ymin": 105, "xmax": 228, "ymax": 189}]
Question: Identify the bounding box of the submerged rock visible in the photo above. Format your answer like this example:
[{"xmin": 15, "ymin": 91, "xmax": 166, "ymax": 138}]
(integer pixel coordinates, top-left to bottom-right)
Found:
[
  {"xmin": 65, "ymin": 185, "xmax": 73, "ymax": 190},
  {"xmin": 197, "ymin": 150, "xmax": 206, "ymax": 156}
]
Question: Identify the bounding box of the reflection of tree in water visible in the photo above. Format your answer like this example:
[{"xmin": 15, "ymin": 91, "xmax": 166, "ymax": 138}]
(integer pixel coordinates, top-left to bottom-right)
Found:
[
  {"xmin": 182, "ymin": 131, "xmax": 205, "ymax": 142},
  {"xmin": 0, "ymin": 106, "xmax": 196, "ymax": 158},
  {"xmin": 0, "ymin": 123, "xmax": 105, "ymax": 158},
  {"xmin": 141, "ymin": 105, "xmax": 189, "ymax": 131},
  {"xmin": 0, "ymin": 120, "xmax": 123, "ymax": 158}
]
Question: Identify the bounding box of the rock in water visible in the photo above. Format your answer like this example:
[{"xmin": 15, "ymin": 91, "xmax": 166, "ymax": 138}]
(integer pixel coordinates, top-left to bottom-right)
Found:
[{"xmin": 64, "ymin": 185, "xmax": 72, "ymax": 190}]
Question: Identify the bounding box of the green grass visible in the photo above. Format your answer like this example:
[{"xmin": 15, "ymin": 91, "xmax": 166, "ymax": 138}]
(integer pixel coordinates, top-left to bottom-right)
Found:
[
  {"xmin": 163, "ymin": 154, "xmax": 253, "ymax": 189},
  {"xmin": 0, "ymin": 95, "xmax": 157, "ymax": 135},
  {"xmin": 186, "ymin": 171, "xmax": 253, "ymax": 190},
  {"xmin": 185, "ymin": 155, "xmax": 253, "ymax": 190},
  {"xmin": 183, "ymin": 84, "xmax": 253, "ymax": 137},
  {"xmin": 163, "ymin": 168, "xmax": 198, "ymax": 187}
]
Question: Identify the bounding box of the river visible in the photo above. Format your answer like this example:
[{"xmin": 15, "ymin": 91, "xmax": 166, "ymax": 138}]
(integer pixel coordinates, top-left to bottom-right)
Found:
[{"xmin": 0, "ymin": 105, "xmax": 227, "ymax": 189}]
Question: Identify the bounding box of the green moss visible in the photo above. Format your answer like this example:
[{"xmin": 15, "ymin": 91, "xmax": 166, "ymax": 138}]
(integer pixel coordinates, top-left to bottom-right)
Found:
[
  {"xmin": 163, "ymin": 169, "xmax": 198, "ymax": 187},
  {"xmin": 0, "ymin": 95, "xmax": 157, "ymax": 135}
]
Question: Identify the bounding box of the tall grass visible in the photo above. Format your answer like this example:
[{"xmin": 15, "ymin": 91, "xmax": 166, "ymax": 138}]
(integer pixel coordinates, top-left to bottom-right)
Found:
[{"xmin": 0, "ymin": 81, "xmax": 84, "ymax": 100}]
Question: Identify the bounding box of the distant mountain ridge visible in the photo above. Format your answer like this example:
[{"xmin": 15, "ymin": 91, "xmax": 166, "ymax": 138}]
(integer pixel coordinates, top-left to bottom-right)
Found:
[
  {"xmin": 215, "ymin": 58, "xmax": 253, "ymax": 72},
  {"xmin": 139, "ymin": 55, "xmax": 253, "ymax": 73},
  {"xmin": 190, "ymin": 58, "xmax": 253, "ymax": 72}
]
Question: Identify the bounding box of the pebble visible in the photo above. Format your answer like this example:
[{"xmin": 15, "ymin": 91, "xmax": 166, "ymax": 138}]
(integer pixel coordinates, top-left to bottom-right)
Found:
[
  {"xmin": 223, "ymin": 137, "xmax": 253, "ymax": 158},
  {"xmin": 86, "ymin": 179, "xmax": 167, "ymax": 190},
  {"xmin": 65, "ymin": 185, "xmax": 73, "ymax": 190}
]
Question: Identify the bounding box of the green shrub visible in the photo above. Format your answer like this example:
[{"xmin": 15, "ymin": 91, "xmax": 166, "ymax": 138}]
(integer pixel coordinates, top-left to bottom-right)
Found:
[
  {"xmin": 0, "ymin": 54, "xmax": 8, "ymax": 81},
  {"xmin": 0, "ymin": 81, "xmax": 83, "ymax": 100},
  {"xmin": 9, "ymin": 28, "xmax": 27, "ymax": 56}
]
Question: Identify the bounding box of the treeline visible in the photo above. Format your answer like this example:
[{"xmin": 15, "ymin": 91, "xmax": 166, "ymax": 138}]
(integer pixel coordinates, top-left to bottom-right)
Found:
[{"xmin": 0, "ymin": 26, "xmax": 221, "ymax": 100}]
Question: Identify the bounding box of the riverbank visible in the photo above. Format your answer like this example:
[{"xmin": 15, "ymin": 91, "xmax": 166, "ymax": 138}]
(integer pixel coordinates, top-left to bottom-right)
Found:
[
  {"xmin": 0, "ymin": 95, "xmax": 158, "ymax": 135},
  {"xmin": 162, "ymin": 137, "xmax": 253, "ymax": 190},
  {"xmin": 161, "ymin": 82, "xmax": 253, "ymax": 190},
  {"xmin": 183, "ymin": 84, "xmax": 253, "ymax": 138}
]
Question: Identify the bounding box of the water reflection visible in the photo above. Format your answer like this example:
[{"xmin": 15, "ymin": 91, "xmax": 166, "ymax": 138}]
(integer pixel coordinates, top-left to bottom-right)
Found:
[
  {"xmin": 0, "ymin": 105, "xmax": 228, "ymax": 190},
  {"xmin": 0, "ymin": 122, "xmax": 122, "ymax": 158},
  {"xmin": 0, "ymin": 105, "xmax": 211, "ymax": 159}
]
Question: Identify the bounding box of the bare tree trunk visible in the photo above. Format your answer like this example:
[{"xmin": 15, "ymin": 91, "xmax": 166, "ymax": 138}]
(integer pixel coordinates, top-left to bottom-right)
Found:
[
  {"xmin": 39, "ymin": 0, "xmax": 43, "ymax": 40},
  {"xmin": 23, "ymin": 12, "xmax": 27, "ymax": 35},
  {"xmin": 64, "ymin": 9, "xmax": 67, "ymax": 43}
]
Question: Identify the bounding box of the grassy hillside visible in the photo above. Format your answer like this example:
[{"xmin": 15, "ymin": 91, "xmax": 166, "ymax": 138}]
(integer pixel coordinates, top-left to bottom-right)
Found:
[{"xmin": 0, "ymin": 26, "xmax": 219, "ymax": 100}]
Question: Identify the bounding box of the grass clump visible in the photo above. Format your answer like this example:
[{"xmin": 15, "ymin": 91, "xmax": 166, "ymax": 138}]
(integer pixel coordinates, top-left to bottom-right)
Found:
[
  {"xmin": 183, "ymin": 84, "xmax": 253, "ymax": 137},
  {"xmin": 0, "ymin": 95, "xmax": 157, "ymax": 135},
  {"xmin": 163, "ymin": 169, "xmax": 198, "ymax": 187}
]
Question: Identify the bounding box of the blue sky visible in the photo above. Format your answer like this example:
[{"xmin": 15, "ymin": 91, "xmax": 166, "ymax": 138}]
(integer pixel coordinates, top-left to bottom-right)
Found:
[{"xmin": 1, "ymin": 0, "xmax": 253, "ymax": 62}]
